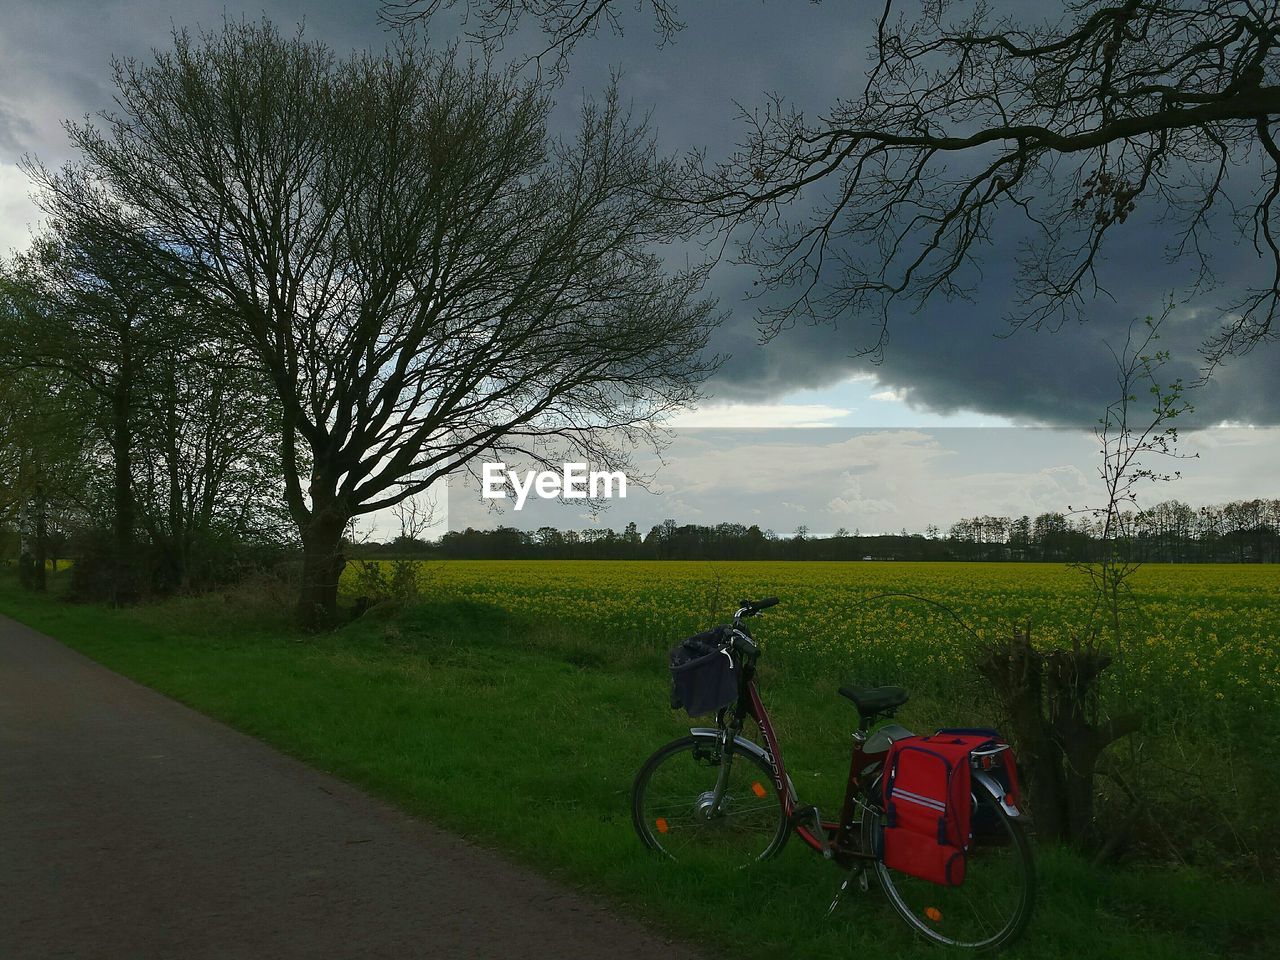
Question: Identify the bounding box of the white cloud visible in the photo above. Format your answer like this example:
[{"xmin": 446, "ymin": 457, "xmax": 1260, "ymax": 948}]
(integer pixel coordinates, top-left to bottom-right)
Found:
[
  {"xmin": 944, "ymin": 465, "xmax": 1096, "ymax": 518},
  {"xmin": 827, "ymin": 493, "xmax": 895, "ymax": 516},
  {"xmin": 0, "ymin": 162, "xmax": 38, "ymax": 257},
  {"xmin": 671, "ymin": 498, "xmax": 705, "ymax": 517},
  {"xmin": 652, "ymin": 430, "xmax": 948, "ymax": 498},
  {"xmin": 1188, "ymin": 426, "xmax": 1272, "ymax": 448},
  {"xmin": 869, "ymin": 388, "xmax": 907, "ymax": 402},
  {"xmin": 668, "ymin": 402, "xmax": 853, "ymax": 428}
]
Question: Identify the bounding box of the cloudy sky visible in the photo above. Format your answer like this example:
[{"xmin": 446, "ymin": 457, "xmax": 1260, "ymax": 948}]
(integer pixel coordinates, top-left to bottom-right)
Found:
[
  {"xmin": 2, "ymin": 1, "xmax": 1276, "ymax": 535},
  {"xmin": 445, "ymin": 426, "xmax": 1278, "ymax": 536}
]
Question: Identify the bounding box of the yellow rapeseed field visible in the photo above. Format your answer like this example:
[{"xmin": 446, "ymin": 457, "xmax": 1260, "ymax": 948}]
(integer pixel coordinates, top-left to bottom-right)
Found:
[{"xmin": 347, "ymin": 560, "xmax": 1279, "ymax": 721}]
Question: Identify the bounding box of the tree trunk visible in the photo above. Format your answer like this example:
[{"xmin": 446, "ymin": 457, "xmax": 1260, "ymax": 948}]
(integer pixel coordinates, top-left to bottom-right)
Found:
[
  {"xmin": 978, "ymin": 626, "xmax": 1068, "ymax": 842},
  {"xmin": 33, "ymin": 480, "xmax": 47, "ymax": 592},
  {"xmin": 161, "ymin": 359, "xmax": 185, "ymax": 590},
  {"xmin": 1047, "ymin": 650, "xmax": 1103, "ymax": 845},
  {"xmin": 17, "ymin": 496, "xmax": 34, "ymax": 589},
  {"xmin": 296, "ymin": 506, "xmax": 348, "ymax": 630},
  {"xmin": 111, "ymin": 379, "xmax": 139, "ymax": 604},
  {"xmin": 978, "ymin": 624, "xmax": 1141, "ymax": 849}
]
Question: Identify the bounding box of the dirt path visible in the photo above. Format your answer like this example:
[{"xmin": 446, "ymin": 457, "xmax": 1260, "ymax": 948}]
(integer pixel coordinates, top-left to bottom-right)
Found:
[{"xmin": 0, "ymin": 614, "xmax": 704, "ymax": 959}]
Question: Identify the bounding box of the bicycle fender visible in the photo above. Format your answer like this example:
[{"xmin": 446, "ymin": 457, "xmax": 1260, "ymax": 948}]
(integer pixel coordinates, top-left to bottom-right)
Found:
[
  {"xmin": 688, "ymin": 728, "xmax": 798, "ymax": 803},
  {"xmin": 973, "ymin": 768, "xmax": 1022, "ymax": 818},
  {"xmin": 688, "ymin": 727, "xmax": 770, "ymax": 764}
]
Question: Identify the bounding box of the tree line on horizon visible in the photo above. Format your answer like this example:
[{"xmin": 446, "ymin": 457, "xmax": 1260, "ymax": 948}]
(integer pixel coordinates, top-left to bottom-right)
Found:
[{"xmin": 354, "ymin": 497, "xmax": 1280, "ymax": 563}]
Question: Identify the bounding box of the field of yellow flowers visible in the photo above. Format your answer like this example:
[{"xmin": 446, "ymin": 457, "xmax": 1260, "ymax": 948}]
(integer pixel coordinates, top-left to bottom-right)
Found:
[{"xmin": 381, "ymin": 560, "xmax": 1279, "ymax": 724}]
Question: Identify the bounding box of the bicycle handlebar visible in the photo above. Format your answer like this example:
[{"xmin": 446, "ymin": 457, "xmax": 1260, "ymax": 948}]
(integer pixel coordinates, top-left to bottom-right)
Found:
[
  {"xmin": 737, "ymin": 597, "xmax": 779, "ymax": 615},
  {"xmin": 725, "ymin": 597, "xmax": 778, "ymax": 659},
  {"xmin": 731, "ymin": 631, "xmax": 761, "ymax": 659}
]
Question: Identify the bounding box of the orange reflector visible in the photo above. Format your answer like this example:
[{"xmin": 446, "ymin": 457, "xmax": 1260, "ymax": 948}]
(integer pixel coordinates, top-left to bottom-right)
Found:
[
  {"xmin": 925, "ymin": 907, "xmax": 942, "ymax": 923},
  {"xmin": 655, "ymin": 818, "xmax": 669, "ymax": 834},
  {"xmin": 752, "ymin": 782, "xmax": 767, "ymax": 798},
  {"xmin": 1005, "ymin": 794, "xmax": 1015, "ymax": 806}
]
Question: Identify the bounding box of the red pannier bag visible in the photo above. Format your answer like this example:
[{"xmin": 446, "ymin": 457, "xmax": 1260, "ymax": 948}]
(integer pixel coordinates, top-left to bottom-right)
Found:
[{"xmin": 881, "ymin": 733, "xmax": 998, "ymax": 886}]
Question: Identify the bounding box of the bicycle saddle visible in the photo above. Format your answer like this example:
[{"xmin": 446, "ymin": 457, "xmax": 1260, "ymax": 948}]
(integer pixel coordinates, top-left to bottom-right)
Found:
[{"xmin": 838, "ymin": 685, "xmax": 909, "ymax": 715}]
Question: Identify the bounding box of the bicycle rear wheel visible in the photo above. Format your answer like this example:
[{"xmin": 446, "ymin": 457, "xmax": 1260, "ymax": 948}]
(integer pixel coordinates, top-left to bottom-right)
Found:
[
  {"xmin": 632, "ymin": 734, "xmax": 788, "ymax": 866},
  {"xmin": 862, "ymin": 781, "xmax": 1035, "ymax": 951}
]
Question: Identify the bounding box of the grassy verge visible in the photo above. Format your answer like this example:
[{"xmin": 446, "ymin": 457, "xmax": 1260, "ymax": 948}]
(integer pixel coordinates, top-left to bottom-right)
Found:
[{"xmin": 1, "ymin": 572, "xmax": 1273, "ymax": 959}]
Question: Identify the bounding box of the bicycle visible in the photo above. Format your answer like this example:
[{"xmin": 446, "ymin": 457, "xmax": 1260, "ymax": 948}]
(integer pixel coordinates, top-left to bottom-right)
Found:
[{"xmin": 631, "ymin": 597, "xmax": 1035, "ymax": 952}]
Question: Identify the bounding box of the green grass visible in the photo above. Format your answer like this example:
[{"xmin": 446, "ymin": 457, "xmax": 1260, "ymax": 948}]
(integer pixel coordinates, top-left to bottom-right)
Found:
[{"xmin": 1, "ymin": 571, "xmax": 1275, "ymax": 959}]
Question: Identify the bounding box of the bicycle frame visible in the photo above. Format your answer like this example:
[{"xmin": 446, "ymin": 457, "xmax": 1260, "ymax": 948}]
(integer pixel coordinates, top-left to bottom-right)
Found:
[
  {"xmin": 709, "ymin": 642, "xmax": 887, "ymax": 863},
  {"xmin": 654, "ymin": 601, "xmax": 1035, "ymax": 952}
]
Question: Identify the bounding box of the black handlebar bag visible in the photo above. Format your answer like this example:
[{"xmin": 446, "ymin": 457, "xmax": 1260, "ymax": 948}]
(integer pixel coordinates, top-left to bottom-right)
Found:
[{"xmin": 669, "ymin": 626, "xmax": 738, "ymax": 718}]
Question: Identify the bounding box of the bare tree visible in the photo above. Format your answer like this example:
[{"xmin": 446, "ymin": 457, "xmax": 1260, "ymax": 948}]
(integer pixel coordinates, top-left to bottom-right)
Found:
[
  {"xmin": 32, "ymin": 21, "xmax": 718, "ymax": 627},
  {"xmin": 381, "ymin": 0, "xmax": 684, "ymax": 78},
  {"xmin": 980, "ymin": 313, "xmax": 1192, "ymax": 849},
  {"xmin": 393, "ymin": 0, "xmax": 1280, "ymax": 365},
  {"xmin": 696, "ymin": 0, "xmax": 1280, "ymax": 365},
  {"xmin": 1070, "ymin": 312, "xmax": 1195, "ymax": 645},
  {"xmin": 131, "ymin": 341, "xmax": 289, "ymax": 590}
]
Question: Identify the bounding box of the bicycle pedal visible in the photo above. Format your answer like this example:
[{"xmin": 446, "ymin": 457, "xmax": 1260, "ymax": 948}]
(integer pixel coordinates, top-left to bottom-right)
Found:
[
  {"xmin": 790, "ymin": 805, "xmax": 832, "ymax": 859},
  {"xmin": 788, "ymin": 804, "xmax": 818, "ymax": 824}
]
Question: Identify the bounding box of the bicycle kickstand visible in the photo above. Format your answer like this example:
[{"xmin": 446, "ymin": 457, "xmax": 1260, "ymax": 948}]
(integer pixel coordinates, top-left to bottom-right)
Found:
[{"xmin": 826, "ymin": 862, "xmax": 870, "ymax": 918}]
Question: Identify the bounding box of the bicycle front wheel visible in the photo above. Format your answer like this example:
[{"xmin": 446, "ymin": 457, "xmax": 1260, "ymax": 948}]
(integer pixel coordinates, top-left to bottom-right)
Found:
[
  {"xmin": 632, "ymin": 734, "xmax": 788, "ymax": 866},
  {"xmin": 862, "ymin": 781, "xmax": 1035, "ymax": 951}
]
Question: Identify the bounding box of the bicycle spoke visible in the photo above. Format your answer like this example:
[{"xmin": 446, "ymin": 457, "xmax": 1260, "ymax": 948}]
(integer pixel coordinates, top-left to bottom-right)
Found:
[
  {"xmin": 866, "ymin": 787, "xmax": 1034, "ymax": 950},
  {"xmin": 633, "ymin": 736, "xmax": 787, "ymax": 865}
]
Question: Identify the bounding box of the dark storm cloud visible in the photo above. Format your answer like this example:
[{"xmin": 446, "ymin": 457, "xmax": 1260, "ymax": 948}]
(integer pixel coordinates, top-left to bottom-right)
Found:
[
  {"xmin": 0, "ymin": 99, "xmax": 34, "ymax": 153},
  {"xmin": 2, "ymin": 0, "xmax": 1276, "ymax": 424},
  {"xmin": 700, "ymin": 194, "xmax": 1280, "ymax": 427},
  {"xmin": 478, "ymin": 0, "xmax": 1280, "ymax": 427}
]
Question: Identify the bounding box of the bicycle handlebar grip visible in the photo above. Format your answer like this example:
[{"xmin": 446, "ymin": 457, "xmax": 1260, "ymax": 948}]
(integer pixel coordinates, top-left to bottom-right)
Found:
[
  {"xmin": 754, "ymin": 597, "xmax": 779, "ymax": 610},
  {"xmin": 732, "ymin": 632, "xmax": 761, "ymax": 657}
]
